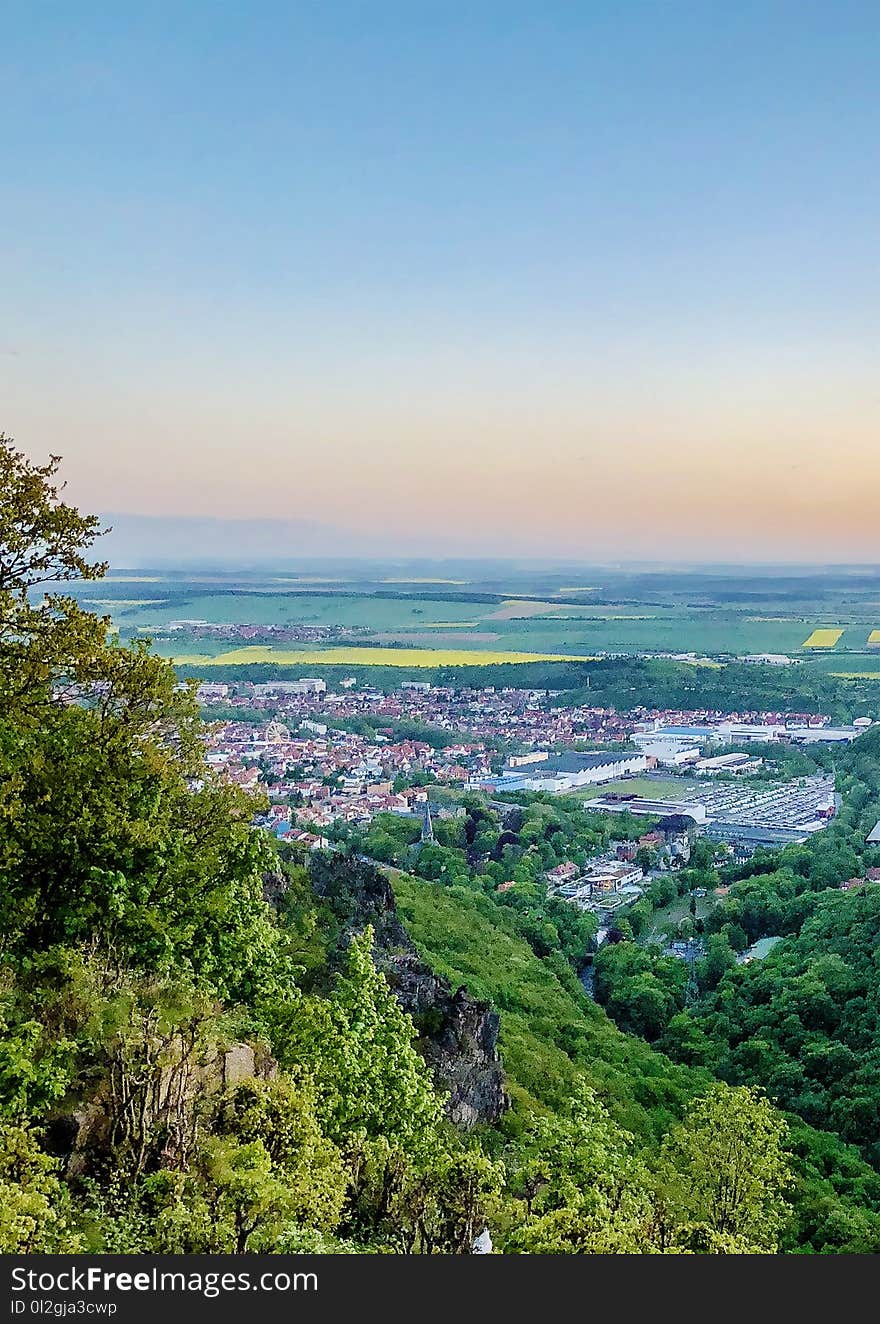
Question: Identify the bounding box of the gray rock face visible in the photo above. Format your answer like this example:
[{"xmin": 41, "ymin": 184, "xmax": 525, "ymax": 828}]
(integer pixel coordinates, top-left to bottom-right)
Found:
[
  {"xmin": 306, "ymin": 853, "xmax": 509, "ymax": 1128},
  {"xmin": 222, "ymin": 1042, "xmax": 256, "ymax": 1087},
  {"xmin": 62, "ymin": 1038, "xmax": 277, "ymax": 1176},
  {"xmin": 383, "ymin": 950, "xmax": 507, "ymax": 1129}
]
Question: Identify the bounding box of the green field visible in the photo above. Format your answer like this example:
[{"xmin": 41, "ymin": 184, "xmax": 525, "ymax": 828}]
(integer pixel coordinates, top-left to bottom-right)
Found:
[
  {"xmin": 115, "ymin": 592, "xmax": 484, "ymax": 630},
  {"xmin": 581, "ymin": 777, "xmax": 702, "ymax": 801},
  {"xmin": 146, "ymin": 602, "xmax": 874, "ymax": 660},
  {"xmin": 72, "ymin": 565, "xmax": 880, "ymax": 665}
]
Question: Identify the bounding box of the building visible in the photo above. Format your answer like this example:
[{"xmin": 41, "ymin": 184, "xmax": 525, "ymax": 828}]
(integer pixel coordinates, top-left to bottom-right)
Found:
[
  {"xmin": 639, "ymin": 720, "xmax": 862, "ymax": 747},
  {"xmin": 704, "ymin": 821, "xmax": 816, "ymax": 850},
  {"xmin": 738, "ymin": 936, "xmax": 783, "ymax": 964},
  {"xmin": 695, "ymin": 752, "xmax": 761, "ymax": 775},
  {"xmin": 547, "ymin": 861, "xmax": 580, "ymax": 885},
  {"xmin": 714, "ymin": 723, "xmax": 789, "ymax": 744},
  {"xmin": 638, "ymin": 739, "xmax": 701, "ymax": 767},
  {"xmin": 742, "ymin": 654, "xmax": 798, "ymax": 666},
  {"xmin": 582, "ymin": 860, "xmax": 644, "ymax": 892},
  {"xmin": 196, "ymin": 681, "xmax": 229, "ymax": 702},
  {"xmin": 585, "ymin": 796, "xmax": 709, "ymax": 824},
  {"xmin": 253, "ymin": 678, "xmax": 326, "ymax": 696},
  {"xmin": 786, "ymin": 726, "xmax": 862, "ymax": 745},
  {"xmin": 523, "ymin": 751, "xmax": 649, "ymax": 792},
  {"xmin": 636, "ymin": 722, "xmax": 715, "ymax": 743},
  {"xmin": 470, "ymin": 772, "xmax": 531, "ymax": 793}
]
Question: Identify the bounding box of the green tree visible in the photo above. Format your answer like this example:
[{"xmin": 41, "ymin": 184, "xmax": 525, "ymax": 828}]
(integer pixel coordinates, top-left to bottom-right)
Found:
[
  {"xmin": 0, "ymin": 436, "xmax": 286, "ymax": 1007},
  {"xmin": 287, "ymin": 926, "xmax": 444, "ymax": 1149},
  {"xmin": 0, "ymin": 434, "xmax": 107, "ymax": 713},
  {"xmin": 657, "ymin": 1084, "xmax": 792, "ymax": 1252},
  {"xmin": 504, "ymin": 1083, "xmax": 655, "ymax": 1253},
  {"xmin": 0, "ymin": 1122, "xmax": 81, "ymax": 1252},
  {"xmin": 695, "ymin": 931, "xmax": 737, "ymax": 992},
  {"xmin": 210, "ymin": 1077, "xmax": 347, "ymax": 1237}
]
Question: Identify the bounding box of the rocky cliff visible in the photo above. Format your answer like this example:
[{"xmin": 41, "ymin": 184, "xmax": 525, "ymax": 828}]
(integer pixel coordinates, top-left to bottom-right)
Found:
[{"xmin": 304, "ymin": 852, "xmax": 509, "ymax": 1128}]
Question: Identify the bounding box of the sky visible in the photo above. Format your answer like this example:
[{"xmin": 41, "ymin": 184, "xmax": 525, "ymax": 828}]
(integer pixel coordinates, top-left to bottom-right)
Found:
[{"xmin": 2, "ymin": 1, "xmax": 880, "ymax": 563}]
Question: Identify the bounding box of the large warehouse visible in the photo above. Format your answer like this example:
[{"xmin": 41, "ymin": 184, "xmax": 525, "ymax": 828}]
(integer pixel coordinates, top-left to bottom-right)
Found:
[
  {"xmin": 476, "ymin": 750, "xmax": 648, "ymax": 794},
  {"xmin": 520, "ymin": 751, "xmax": 649, "ymax": 792}
]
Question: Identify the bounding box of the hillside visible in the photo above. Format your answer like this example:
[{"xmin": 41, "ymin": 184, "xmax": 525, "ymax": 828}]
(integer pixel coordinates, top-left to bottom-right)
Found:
[
  {"xmin": 393, "ymin": 873, "xmax": 697, "ymax": 1140},
  {"xmin": 391, "ymin": 869, "xmax": 880, "ymax": 1252}
]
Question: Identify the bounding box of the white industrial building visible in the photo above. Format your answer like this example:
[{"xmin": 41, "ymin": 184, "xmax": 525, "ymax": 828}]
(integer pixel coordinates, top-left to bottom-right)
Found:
[
  {"xmin": 507, "ymin": 751, "xmax": 551, "ymax": 768},
  {"xmin": 253, "ymin": 678, "xmax": 327, "ymax": 696},
  {"xmin": 638, "ymin": 721, "xmax": 870, "ymax": 748},
  {"xmin": 584, "ymin": 795, "xmax": 710, "ymax": 824},
  {"xmin": 196, "ymin": 681, "xmax": 230, "ymax": 702},
  {"xmin": 522, "ymin": 751, "xmax": 649, "ymax": 792},
  {"xmin": 695, "ymin": 752, "xmax": 762, "ymax": 775},
  {"xmin": 637, "ymin": 739, "xmax": 701, "ymax": 767}
]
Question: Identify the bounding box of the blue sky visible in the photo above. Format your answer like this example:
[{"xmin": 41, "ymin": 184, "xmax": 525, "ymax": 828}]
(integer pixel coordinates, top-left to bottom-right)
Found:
[{"xmin": 3, "ymin": 1, "xmax": 879, "ymax": 559}]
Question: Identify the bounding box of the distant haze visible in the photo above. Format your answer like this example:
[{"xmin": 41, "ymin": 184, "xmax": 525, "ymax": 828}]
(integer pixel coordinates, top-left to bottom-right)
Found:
[
  {"xmin": 100, "ymin": 514, "xmax": 879, "ymax": 571},
  {"xmin": 100, "ymin": 514, "xmax": 365, "ymax": 567}
]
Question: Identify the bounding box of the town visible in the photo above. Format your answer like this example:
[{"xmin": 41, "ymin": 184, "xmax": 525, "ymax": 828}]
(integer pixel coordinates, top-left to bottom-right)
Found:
[{"xmin": 199, "ymin": 676, "xmax": 861, "ymax": 870}]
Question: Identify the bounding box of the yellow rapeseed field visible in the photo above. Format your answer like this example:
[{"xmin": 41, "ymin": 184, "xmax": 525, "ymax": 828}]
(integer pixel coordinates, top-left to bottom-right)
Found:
[
  {"xmin": 172, "ymin": 646, "xmax": 598, "ymax": 667},
  {"xmin": 802, "ymin": 628, "xmax": 844, "ymax": 648},
  {"xmin": 868, "ymin": 631, "xmax": 880, "ymax": 646}
]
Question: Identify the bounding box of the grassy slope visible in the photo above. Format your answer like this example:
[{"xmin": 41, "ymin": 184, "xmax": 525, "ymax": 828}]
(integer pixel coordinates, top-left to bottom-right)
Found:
[{"xmin": 392, "ymin": 874, "xmax": 701, "ymax": 1142}]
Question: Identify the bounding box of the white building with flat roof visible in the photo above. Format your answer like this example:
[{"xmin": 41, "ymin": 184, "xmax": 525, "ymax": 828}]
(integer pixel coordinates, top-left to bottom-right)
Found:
[
  {"xmin": 639, "ymin": 739, "xmax": 701, "ymax": 767},
  {"xmin": 253, "ymin": 678, "xmax": 326, "ymax": 696}
]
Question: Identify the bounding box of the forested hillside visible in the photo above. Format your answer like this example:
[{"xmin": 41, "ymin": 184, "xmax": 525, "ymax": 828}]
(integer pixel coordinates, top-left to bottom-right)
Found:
[
  {"xmin": 649, "ymin": 739, "xmax": 880, "ymax": 1168},
  {"xmin": 2, "ymin": 434, "xmax": 879, "ymax": 1254}
]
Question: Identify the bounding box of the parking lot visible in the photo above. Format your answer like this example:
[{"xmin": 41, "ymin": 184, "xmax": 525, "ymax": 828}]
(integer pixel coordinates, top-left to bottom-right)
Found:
[{"xmin": 676, "ymin": 774, "xmax": 835, "ymax": 832}]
